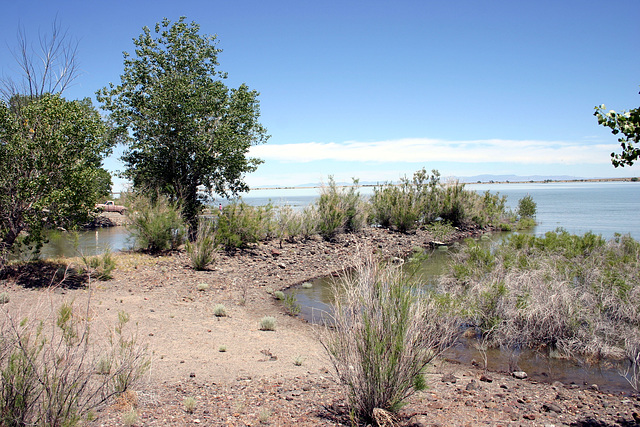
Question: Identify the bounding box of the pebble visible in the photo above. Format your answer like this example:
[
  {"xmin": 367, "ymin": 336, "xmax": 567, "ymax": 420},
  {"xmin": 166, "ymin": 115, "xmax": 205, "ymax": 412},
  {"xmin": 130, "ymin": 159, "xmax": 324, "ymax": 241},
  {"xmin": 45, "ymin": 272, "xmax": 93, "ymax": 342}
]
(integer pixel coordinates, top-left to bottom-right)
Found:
[
  {"xmin": 512, "ymin": 371, "xmax": 528, "ymax": 379},
  {"xmin": 543, "ymin": 402, "xmax": 563, "ymax": 413}
]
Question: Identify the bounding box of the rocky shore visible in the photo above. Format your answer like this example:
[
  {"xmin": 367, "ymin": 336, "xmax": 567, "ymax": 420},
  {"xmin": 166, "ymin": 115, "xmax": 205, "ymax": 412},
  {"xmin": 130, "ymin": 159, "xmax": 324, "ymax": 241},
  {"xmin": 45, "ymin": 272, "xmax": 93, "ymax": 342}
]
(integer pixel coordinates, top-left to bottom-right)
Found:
[{"xmin": 2, "ymin": 225, "xmax": 638, "ymax": 426}]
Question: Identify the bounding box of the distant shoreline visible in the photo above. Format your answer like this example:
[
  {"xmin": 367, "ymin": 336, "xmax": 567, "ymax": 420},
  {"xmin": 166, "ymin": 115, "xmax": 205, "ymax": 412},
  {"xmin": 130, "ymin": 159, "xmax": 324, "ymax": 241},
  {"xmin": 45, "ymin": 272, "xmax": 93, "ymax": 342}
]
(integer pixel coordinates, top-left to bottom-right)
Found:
[{"xmin": 250, "ymin": 176, "xmax": 639, "ymax": 191}]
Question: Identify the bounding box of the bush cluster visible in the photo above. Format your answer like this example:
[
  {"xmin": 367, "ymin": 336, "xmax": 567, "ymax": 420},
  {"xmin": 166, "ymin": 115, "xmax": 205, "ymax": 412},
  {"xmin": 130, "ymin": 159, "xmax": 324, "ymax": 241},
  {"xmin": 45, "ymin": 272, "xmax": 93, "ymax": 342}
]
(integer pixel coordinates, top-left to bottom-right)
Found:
[
  {"xmin": 371, "ymin": 168, "xmax": 513, "ymax": 232},
  {"xmin": 124, "ymin": 168, "xmax": 531, "ymax": 261},
  {"xmin": 126, "ymin": 192, "xmax": 186, "ymax": 252}
]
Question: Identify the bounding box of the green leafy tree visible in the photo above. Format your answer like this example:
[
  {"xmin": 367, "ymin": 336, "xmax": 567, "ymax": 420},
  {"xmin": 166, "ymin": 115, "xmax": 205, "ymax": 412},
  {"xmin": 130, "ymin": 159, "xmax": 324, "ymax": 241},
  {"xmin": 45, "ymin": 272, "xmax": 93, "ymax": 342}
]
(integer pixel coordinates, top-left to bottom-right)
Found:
[
  {"xmin": 97, "ymin": 17, "xmax": 269, "ymax": 234},
  {"xmin": 0, "ymin": 94, "xmax": 114, "ymax": 257},
  {"xmin": 594, "ymin": 89, "xmax": 640, "ymax": 167}
]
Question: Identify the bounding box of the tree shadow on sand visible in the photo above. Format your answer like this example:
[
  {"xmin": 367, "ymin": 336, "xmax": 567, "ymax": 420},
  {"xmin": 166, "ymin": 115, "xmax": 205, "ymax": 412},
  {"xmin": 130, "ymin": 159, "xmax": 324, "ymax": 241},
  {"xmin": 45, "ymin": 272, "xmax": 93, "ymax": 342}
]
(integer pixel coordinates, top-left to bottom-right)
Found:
[{"xmin": 1, "ymin": 261, "xmax": 88, "ymax": 289}]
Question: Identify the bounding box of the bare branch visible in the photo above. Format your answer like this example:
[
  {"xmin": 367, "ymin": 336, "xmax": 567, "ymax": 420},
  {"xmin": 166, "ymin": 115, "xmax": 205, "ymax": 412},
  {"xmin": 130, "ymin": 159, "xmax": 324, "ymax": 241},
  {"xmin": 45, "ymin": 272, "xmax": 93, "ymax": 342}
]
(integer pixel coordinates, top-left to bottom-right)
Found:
[{"xmin": 1, "ymin": 18, "xmax": 80, "ymax": 102}]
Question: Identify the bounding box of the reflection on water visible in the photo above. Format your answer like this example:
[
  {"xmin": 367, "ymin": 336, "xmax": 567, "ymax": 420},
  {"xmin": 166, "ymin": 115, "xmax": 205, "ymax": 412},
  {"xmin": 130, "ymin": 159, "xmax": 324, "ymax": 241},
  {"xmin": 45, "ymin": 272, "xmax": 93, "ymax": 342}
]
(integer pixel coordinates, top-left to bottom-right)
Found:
[
  {"xmin": 13, "ymin": 227, "xmax": 132, "ymax": 260},
  {"xmin": 287, "ymin": 236, "xmax": 634, "ymax": 394}
]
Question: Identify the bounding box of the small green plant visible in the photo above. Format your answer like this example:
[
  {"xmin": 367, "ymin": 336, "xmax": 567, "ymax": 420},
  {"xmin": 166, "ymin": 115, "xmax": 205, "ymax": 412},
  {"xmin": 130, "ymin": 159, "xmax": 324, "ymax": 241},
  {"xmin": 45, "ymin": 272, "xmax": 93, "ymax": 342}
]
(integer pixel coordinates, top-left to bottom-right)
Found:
[
  {"xmin": 258, "ymin": 409, "xmax": 271, "ymax": 424},
  {"xmin": 517, "ymin": 194, "xmax": 537, "ymax": 218},
  {"xmin": 213, "ymin": 304, "xmax": 227, "ymax": 317},
  {"xmin": 183, "ymin": 396, "xmax": 197, "ymax": 413},
  {"xmin": 122, "ymin": 408, "xmax": 139, "ymax": 426},
  {"xmin": 301, "ymin": 282, "xmax": 313, "ymax": 289},
  {"xmin": 283, "ymin": 292, "xmax": 301, "ymax": 316},
  {"xmin": 0, "ymin": 292, "xmax": 9, "ymax": 304},
  {"xmin": 197, "ymin": 283, "xmax": 209, "ymax": 291},
  {"xmin": 273, "ymin": 290, "xmax": 285, "ymax": 300},
  {"xmin": 218, "ymin": 345, "xmax": 227, "ymax": 352},
  {"xmin": 293, "ymin": 355, "xmax": 304, "ymax": 366},
  {"xmin": 81, "ymin": 249, "xmax": 117, "ymax": 280},
  {"xmin": 259, "ymin": 316, "xmax": 277, "ymax": 331}
]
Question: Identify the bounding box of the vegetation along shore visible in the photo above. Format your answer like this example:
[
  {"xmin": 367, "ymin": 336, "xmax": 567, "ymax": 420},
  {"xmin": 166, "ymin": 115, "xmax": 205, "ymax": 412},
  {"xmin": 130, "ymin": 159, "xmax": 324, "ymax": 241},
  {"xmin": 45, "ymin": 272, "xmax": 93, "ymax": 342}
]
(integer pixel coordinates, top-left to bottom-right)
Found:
[
  {"xmin": 2, "ymin": 169, "xmax": 640, "ymax": 426},
  {"xmin": 2, "ymin": 15, "xmax": 639, "ymax": 427}
]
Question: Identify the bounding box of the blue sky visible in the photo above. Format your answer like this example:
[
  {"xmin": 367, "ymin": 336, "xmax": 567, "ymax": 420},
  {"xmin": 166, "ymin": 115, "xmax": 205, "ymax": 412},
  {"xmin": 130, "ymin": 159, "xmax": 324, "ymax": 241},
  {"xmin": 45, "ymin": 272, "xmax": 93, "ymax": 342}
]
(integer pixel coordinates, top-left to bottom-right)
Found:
[{"xmin": 1, "ymin": 0, "xmax": 639, "ymax": 190}]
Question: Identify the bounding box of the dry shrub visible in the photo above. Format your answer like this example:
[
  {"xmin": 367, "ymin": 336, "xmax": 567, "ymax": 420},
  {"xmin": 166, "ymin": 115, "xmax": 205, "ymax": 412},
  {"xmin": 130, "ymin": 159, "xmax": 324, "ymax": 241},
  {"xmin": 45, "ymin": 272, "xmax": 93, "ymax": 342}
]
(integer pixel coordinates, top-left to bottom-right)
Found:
[{"xmin": 320, "ymin": 252, "xmax": 461, "ymax": 422}]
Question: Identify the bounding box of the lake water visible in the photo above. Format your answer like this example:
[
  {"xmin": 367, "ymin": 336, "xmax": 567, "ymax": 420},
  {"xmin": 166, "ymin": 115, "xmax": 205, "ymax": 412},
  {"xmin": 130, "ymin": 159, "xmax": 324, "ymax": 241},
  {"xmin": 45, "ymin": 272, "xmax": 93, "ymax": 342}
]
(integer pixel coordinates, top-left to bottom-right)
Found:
[{"xmin": 37, "ymin": 181, "xmax": 640, "ymax": 258}]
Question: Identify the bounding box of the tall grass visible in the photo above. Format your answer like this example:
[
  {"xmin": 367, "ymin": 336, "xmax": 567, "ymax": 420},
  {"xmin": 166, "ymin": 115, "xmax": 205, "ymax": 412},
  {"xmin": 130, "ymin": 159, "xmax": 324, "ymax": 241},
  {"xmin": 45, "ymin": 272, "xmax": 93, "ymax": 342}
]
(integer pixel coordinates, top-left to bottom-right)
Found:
[
  {"xmin": 370, "ymin": 168, "xmax": 513, "ymax": 232},
  {"xmin": 186, "ymin": 218, "xmax": 217, "ymax": 270},
  {"xmin": 439, "ymin": 230, "xmax": 640, "ymax": 389},
  {"xmin": 321, "ymin": 254, "xmax": 461, "ymax": 422},
  {"xmin": 215, "ymin": 202, "xmax": 275, "ymax": 250}
]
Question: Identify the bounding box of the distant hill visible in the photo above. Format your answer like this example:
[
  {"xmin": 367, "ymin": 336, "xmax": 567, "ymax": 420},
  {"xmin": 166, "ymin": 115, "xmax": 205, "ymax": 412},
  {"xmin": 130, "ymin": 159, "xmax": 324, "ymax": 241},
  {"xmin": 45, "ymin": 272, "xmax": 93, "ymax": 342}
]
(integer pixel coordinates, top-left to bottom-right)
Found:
[
  {"xmin": 252, "ymin": 175, "xmax": 638, "ymax": 190},
  {"xmin": 458, "ymin": 174, "xmax": 579, "ymax": 183}
]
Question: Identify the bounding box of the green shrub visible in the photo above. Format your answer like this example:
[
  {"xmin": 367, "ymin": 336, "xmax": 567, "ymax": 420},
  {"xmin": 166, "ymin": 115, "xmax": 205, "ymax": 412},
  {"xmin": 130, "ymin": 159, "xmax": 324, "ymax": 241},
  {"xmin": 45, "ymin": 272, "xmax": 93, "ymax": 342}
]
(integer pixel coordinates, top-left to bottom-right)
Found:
[
  {"xmin": 81, "ymin": 249, "xmax": 116, "ymax": 280},
  {"xmin": 517, "ymin": 194, "xmax": 537, "ymax": 218},
  {"xmin": 215, "ymin": 202, "xmax": 275, "ymax": 250},
  {"xmin": 321, "ymin": 255, "xmax": 461, "ymax": 422},
  {"xmin": 370, "ymin": 170, "xmax": 437, "ymax": 232},
  {"xmin": 316, "ymin": 177, "xmax": 368, "ymax": 240},
  {"xmin": 126, "ymin": 192, "xmax": 186, "ymax": 252},
  {"xmin": 183, "ymin": 396, "xmax": 197, "ymax": 413},
  {"xmin": 273, "ymin": 290, "xmax": 285, "ymax": 300},
  {"xmin": 186, "ymin": 218, "xmax": 217, "ymax": 270},
  {"xmin": 0, "ymin": 292, "xmax": 8, "ymax": 304},
  {"xmin": 282, "ymin": 292, "xmax": 301, "ymax": 316},
  {"xmin": 213, "ymin": 304, "xmax": 227, "ymax": 317},
  {"xmin": 259, "ymin": 316, "xmax": 276, "ymax": 331},
  {"xmin": 0, "ymin": 303, "xmax": 149, "ymax": 427}
]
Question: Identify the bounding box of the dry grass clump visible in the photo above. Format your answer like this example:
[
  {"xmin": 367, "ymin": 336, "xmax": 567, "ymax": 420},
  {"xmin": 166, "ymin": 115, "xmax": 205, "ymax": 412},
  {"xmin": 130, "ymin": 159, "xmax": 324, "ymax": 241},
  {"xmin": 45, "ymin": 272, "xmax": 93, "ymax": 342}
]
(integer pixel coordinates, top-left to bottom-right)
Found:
[
  {"xmin": 259, "ymin": 316, "xmax": 276, "ymax": 331},
  {"xmin": 320, "ymin": 253, "xmax": 461, "ymax": 423}
]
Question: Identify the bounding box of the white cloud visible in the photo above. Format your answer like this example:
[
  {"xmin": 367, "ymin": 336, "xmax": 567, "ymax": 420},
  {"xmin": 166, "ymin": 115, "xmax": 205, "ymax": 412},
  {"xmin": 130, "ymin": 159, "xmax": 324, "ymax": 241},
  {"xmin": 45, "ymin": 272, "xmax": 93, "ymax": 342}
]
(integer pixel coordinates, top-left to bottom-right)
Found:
[{"xmin": 250, "ymin": 138, "xmax": 618, "ymax": 165}]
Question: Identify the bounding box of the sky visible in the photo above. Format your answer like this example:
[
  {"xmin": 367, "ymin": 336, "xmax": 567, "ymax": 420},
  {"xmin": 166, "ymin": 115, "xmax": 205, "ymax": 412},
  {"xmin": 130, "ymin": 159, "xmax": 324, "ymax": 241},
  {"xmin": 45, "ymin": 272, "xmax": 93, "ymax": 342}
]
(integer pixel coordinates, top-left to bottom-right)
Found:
[{"xmin": 1, "ymin": 0, "xmax": 639, "ymax": 191}]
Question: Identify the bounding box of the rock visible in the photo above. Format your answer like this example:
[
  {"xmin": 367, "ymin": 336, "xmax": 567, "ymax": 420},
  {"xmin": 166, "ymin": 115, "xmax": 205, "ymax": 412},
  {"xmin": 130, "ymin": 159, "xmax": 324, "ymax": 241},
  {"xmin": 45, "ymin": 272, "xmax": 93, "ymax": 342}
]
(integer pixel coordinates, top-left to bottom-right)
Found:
[
  {"xmin": 552, "ymin": 380, "xmax": 565, "ymax": 388},
  {"xmin": 589, "ymin": 384, "xmax": 599, "ymax": 391},
  {"xmin": 408, "ymin": 414, "xmax": 430, "ymax": 427},
  {"xmin": 278, "ymin": 263, "xmax": 286, "ymax": 269},
  {"xmin": 542, "ymin": 402, "xmax": 562, "ymax": 413},
  {"xmin": 441, "ymin": 373, "xmax": 457, "ymax": 383},
  {"xmin": 512, "ymin": 371, "xmax": 528, "ymax": 379},
  {"xmin": 480, "ymin": 374, "xmax": 493, "ymax": 383},
  {"xmin": 466, "ymin": 379, "xmax": 480, "ymax": 391},
  {"xmin": 523, "ymin": 413, "xmax": 536, "ymax": 420}
]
